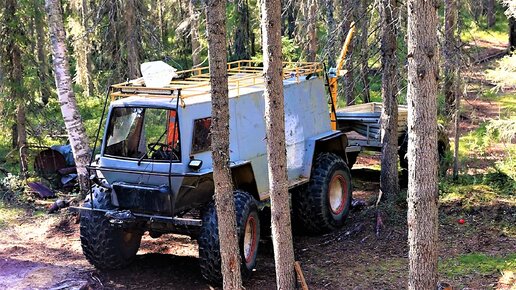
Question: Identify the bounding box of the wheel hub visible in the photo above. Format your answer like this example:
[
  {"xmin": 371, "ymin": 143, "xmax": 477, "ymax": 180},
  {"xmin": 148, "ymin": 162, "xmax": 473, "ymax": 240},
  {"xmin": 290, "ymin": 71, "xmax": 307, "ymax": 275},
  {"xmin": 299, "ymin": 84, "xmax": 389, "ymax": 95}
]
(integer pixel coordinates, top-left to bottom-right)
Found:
[
  {"xmin": 328, "ymin": 174, "xmax": 346, "ymax": 215},
  {"xmin": 243, "ymin": 216, "xmax": 257, "ymax": 264}
]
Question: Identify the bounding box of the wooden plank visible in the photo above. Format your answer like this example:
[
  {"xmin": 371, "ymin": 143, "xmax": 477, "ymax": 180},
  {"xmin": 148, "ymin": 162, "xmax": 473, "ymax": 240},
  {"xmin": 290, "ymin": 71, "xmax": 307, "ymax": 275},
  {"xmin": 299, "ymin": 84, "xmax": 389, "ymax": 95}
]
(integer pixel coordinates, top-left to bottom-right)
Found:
[
  {"xmin": 337, "ymin": 117, "xmax": 380, "ymax": 123},
  {"xmin": 346, "ymin": 138, "xmax": 382, "ymax": 148},
  {"xmin": 294, "ymin": 262, "xmax": 309, "ymax": 290}
]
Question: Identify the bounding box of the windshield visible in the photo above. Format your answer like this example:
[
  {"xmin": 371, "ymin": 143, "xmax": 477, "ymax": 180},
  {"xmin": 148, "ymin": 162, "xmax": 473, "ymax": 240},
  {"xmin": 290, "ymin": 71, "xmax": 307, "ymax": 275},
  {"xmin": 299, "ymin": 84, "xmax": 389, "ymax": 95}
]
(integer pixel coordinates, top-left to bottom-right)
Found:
[{"xmin": 104, "ymin": 107, "xmax": 180, "ymax": 161}]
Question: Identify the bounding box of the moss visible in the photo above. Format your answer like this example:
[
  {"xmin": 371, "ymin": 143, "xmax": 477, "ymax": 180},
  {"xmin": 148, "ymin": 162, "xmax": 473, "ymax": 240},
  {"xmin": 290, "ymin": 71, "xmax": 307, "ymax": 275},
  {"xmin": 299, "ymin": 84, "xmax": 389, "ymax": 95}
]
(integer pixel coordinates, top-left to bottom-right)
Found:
[{"xmin": 440, "ymin": 253, "xmax": 516, "ymax": 279}]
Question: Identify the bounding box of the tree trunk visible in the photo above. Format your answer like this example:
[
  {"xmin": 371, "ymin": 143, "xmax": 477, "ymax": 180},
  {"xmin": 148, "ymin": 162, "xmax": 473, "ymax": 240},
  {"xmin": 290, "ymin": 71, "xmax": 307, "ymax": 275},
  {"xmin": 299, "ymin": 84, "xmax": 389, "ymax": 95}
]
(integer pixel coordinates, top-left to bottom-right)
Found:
[
  {"xmin": 158, "ymin": 0, "xmax": 165, "ymax": 47},
  {"xmin": 46, "ymin": 0, "xmax": 92, "ymax": 199},
  {"xmin": 406, "ymin": 0, "xmax": 439, "ymax": 288},
  {"xmin": 358, "ymin": 0, "xmax": 370, "ymax": 103},
  {"xmin": 306, "ymin": 0, "xmax": 317, "ymax": 61},
  {"xmin": 261, "ymin": 0, "xmax": 296, "ymax": 288},
  {"xmin": 510, "ymin": 16, "xmax": 516, "ymax": 52},
  {"xmin": 286, "ymin": 0, "xmax": 296, "ymax": 39},
  {"xmin": 325, "ymin": 0, "xmax": 336, "ymax": 67},
  {"xmin": 74, "ymin": 0, "xmax": 94, "ymax": 96},
  {"xmin": 17, "ymin": 103, "xmax": 28, "ymax": 176},
  {"xmin": 5, "ymin": 0, "xmax": 28, "ymax": 176},
  {"xmin": 453, "ymin": 85, "xmax": 460, "ymax": 179},
  {"xmin": 379, "ymin": 0, "xmax": 399, "ymax": 199},
  {"xmin": 486, "ymin": 0, "xmax": 495, "ymax": 28},
  {"xmin": 443, "ymin": 0, "xmax": 459, "ymax": 119},
  {"xmin": 189, "ymin": 0, "xmax": 201, "ymax": 66},
  {"xmin": 234, "ymin": 0, "xmax": 251, "ymax": 60},
  {"xmin": 34, "ymin": 0, "xmax": 51, "ymax": 104},
  {"xmin": 125, "ymin": 0, "xmax": 141, "ymax": 79},
  {"xmin": 205, "ymin": 0, "xmax": 243, "ymax": 288}
]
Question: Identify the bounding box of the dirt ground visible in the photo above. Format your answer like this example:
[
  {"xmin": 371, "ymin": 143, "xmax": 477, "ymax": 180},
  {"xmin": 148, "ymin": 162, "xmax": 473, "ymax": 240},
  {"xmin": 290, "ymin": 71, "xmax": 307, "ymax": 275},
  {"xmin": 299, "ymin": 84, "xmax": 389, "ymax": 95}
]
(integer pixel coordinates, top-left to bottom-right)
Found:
[
  {"xmin": 1, "ymin": 44, "xmax": 515, "ymax": 289},
  {"xmin": 1, "ymin": 162, "xmax": 514, "ymax": 290}
]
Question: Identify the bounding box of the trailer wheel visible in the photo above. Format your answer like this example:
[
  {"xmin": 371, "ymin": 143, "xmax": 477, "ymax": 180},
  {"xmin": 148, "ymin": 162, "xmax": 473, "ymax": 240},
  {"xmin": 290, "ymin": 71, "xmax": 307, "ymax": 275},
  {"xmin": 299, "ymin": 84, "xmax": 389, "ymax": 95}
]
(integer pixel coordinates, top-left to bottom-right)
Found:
[
  {"xmin": 346, "ymin": 151, "xmax": 360, "ymax": 169},
  {"xmin": 294, "ymin": 152, "xmax": 352, "ymax": 234},
  {"xmin": 199, "ymin": 191, "xmax": 260, "ymax": 285},
  {"xmin": 399, "ymin": 126, "xmax": 450, "ymax": 175},
  {"xmin": 80, "ymin": 186, "xmax": 142, "ymax": 270}
]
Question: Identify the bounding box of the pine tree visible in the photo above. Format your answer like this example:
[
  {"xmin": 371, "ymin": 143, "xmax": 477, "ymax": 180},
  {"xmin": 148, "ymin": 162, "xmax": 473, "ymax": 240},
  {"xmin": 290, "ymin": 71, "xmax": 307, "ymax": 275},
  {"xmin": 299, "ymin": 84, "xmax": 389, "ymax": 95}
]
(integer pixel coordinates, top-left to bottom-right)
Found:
[
  {"xmin": 379, "ymin": 0, "xmax": 399, "ymax": 200},
  {"xmin": 406, "ymin": 0, "xmax": 439, "ymax": 288},
  {"xmin": 205, "ymin": 0, "xmax": 243, "ymax": 288},
  {"xmin": 261, "ymin": 0, "xmax": 296, "ymax": 288}
]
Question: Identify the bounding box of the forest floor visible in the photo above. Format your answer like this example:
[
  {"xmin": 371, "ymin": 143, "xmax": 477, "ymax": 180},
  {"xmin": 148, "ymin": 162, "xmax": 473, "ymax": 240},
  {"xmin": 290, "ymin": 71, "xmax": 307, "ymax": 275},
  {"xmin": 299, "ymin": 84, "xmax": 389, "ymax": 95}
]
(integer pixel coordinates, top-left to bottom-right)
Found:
[{"xmin": 1, "ymin": 45, "xmax": 515, "ymax": 289}]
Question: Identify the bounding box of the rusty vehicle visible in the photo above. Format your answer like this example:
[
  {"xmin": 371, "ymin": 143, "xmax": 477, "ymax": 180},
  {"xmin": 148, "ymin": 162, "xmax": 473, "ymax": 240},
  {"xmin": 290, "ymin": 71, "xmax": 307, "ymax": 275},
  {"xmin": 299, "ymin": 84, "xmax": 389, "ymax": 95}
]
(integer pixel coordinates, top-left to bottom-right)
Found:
[{"xmin": 75, "ymin": 60, "xmax": 353, "ymax": 284}]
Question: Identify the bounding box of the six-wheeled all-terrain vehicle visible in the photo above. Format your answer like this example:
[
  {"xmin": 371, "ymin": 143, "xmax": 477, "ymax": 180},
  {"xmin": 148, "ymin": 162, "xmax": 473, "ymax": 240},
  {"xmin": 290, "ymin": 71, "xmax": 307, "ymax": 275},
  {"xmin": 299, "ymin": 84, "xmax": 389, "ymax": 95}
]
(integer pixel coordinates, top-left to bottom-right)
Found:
[{"xmin": 75, "ymin": 61, "xmax": 353, "ymax": 284}]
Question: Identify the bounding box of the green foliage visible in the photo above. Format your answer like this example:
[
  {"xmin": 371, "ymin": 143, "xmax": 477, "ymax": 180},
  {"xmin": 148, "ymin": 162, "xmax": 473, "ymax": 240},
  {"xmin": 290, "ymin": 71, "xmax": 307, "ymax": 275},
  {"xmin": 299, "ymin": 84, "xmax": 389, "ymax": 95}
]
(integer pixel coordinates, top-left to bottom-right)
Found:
[
  {"xmin": 460, "ymin": 5, "xmax": 509, "ymax": 44},
  {"xmin": 0, "ymin": 173, "xmax": 26, "ymax": 204},
  {"xmin": 486, "ymin": 54, "xmax": 516, "ymax": 91},
  {"xmin": 440, "ymin": 253, "xmax": 516, "ymax": 279},
  {"xmin": 252, "ymin": 36, "xmax": 301, "ymax": 63},
  {"xmin": 440, "ymin": 170, "xmax": 515, "ymax": 205}
]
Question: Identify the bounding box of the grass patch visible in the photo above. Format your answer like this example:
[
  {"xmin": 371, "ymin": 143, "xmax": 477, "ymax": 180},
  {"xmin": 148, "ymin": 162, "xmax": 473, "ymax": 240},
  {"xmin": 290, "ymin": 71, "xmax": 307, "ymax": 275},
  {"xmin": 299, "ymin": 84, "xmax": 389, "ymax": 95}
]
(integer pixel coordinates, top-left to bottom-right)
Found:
[
  {"xmin": 440, "ymin": 171, "xmax": 515, "ymax": 203},
  {"xmin": 0, "ymin": 204, "xmax": 24, "ymax": 229},
  {"xmin": 460, "ymin": 7, "xmax": 509, "ymax": 44},
  {"xmin": 440, "ymin": 253, "xmax": 516, "ymax": 279}
]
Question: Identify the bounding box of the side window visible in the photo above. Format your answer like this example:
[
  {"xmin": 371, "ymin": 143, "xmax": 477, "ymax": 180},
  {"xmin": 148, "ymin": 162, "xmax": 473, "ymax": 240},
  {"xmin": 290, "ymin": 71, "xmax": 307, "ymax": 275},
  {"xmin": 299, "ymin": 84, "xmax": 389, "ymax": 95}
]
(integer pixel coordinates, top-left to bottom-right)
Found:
[{"xmin": 191, "ymin": 118, "xmax": 212, "ymax": 154}]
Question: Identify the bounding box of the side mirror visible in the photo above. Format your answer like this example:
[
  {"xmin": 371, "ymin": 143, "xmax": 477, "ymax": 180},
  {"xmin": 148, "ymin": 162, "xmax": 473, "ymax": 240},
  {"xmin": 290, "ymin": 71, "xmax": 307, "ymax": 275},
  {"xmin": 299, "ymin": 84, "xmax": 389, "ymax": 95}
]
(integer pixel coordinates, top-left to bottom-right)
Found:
[{"xmin": 188, "ymin": 159, "xmax": 203, "ymax": 171}]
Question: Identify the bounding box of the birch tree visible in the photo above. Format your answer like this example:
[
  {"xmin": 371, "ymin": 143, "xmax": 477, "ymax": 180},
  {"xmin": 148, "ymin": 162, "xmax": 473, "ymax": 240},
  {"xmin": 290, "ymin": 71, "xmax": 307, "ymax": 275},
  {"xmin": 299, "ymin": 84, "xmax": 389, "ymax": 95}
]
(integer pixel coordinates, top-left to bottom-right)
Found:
[
  {"xmin": 205, "ymin": 0, "xmax": 242, "ymax": 288},
  {"xmin": 46, "ymin": 0, "xmax": 91, "ymax": 198},
  {"xmin": 406, "ymin": 0, "xmax": 439, "ymax": 288},
  {"xmin": 261, "ymin": 0, "xmax": 296, "ymax": 288}
]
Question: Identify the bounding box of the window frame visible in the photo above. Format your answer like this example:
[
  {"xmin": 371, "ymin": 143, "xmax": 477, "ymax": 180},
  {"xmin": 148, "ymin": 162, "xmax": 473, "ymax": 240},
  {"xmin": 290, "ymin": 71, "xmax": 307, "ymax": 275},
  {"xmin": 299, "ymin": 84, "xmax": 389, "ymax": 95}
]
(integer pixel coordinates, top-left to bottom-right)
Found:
[{"xmin": 103, "ymin": 106, "xmax": 182, "ymax": 163}]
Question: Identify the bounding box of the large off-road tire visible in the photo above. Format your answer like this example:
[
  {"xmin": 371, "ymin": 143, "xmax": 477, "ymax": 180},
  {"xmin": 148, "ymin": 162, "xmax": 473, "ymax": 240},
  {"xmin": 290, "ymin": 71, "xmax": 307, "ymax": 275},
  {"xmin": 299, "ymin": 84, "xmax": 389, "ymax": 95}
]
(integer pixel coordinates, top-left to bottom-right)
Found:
[
  {"xmin": 293, "ymin": 152, "xmax": 352, "ymax": 234},
  {"xmin": 198, "ymin": 191, "xmax": 260, "ymax": 285},
  {"xmin": 80, "ymin": 186, "xmax": 142, "ymax": 270}
]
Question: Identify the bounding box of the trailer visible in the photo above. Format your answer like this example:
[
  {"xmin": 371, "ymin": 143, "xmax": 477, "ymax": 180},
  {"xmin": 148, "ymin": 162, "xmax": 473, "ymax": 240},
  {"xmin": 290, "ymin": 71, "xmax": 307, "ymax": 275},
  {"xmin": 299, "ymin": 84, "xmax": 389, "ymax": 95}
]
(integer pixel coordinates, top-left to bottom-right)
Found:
[{"xmin": 336, "ymin": 102, "xmax": 449, "ymax": 171}]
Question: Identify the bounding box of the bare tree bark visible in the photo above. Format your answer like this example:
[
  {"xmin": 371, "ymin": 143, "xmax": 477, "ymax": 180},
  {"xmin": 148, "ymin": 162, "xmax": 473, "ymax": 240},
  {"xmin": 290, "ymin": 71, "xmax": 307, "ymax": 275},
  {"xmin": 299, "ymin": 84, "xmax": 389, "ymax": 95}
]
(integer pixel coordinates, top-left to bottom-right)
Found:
[
  {"xmin": 73, "ymin": 0, "xmax": 94, "ymax": 96},
  {"xmin": 125, "ymin": 0, "xmax": 141, "ymax": 79},
  {"xmin": 189, "ymin": 0, "xmax": 201, "ymax": 66},
  {"xmin": 284, "ymin": 0, "xmax": 296, "ymax": 39},
  {"xmin": 16, "ymin": 103, "xmax": 28, "ymax": 176},
  {"xmin": 453, "ymin": 86, "xmax": 460, "ymax": 179},
  {"xmin": 379, "ymin": 0, "xmax": 399, "ymax": 199},
  {"xmin": 158, "ymin": 0, "xmax": 165, "ymax": 46},
  {"xmin": 34, "ymin": 0, "xmax": 52, "ymax": 104},
  {"xmin": 46, "ymin": 0, "xmax": 91, "ymax": 198},
  {"xmin": 261, "ymin": 0, "xmax": 296, "ymax": 288},
  {"xmin": 325, "ymin": 0, "xmax": 336, "ymax": 67},
  {"xmin": 358, "ymin": 0, "xmax": 370, "ymax": 103},
  {"xmin": 4, "ymin": 0, "xmax": 28, "ymax": 176},
  {"xmin": 406, "ymin": 0, "xmax": 439, "ymax": 288},
  {"xmin": 205, "ymin": 0, "xmax": 242, "ymax": 288},
  {"xmin": 234, "ymin": 0, "xmax": 251, "ymax": 60},
  {"xmin": 486, "ymin": 0, "xmax": 495, "ymax": 28},
  {"xmin": 306, "ymin": 0, "xmax": 317, "ymax": 61},
  {"xmin": 443, "ymin": 0, "xmax": 461, "ymax": 179}
]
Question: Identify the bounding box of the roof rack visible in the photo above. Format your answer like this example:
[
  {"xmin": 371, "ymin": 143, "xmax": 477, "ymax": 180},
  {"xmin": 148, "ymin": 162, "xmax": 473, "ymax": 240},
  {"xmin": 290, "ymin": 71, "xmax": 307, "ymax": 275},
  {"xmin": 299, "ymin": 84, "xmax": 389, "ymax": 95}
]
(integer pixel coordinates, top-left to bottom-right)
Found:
[{"xmin": 110, "ymin": 60, "xmax": 323, "ymax": 100}]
